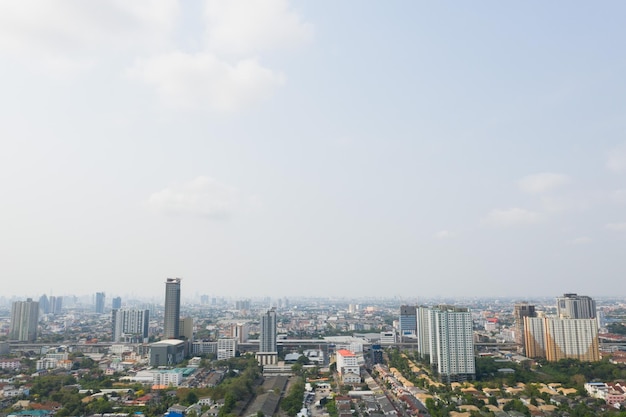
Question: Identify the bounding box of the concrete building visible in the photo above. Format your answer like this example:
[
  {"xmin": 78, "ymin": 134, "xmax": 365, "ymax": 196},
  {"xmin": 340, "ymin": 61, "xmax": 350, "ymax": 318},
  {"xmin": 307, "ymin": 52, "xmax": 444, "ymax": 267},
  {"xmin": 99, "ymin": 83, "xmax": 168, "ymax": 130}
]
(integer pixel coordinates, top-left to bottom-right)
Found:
[
  {"xmin": 164, "ymin": 278, "xmax": 181, "ymax": 339},
  {"xmin": 232, "ymin": 322, "xmax": 249, "ymax": 343},
  {"xmin": 10, "ymin": 298, "xmax": 39, "ymax": 342},
  {"xmin": 428, "ymin": 305, "xmax": 475, "ymax": 383},
  {"xmin": 556, "ymin": 293, "xmax": 596, "ymax": 319},
  {"xmin": 153, "ymin": 369, "xmax": 184, "ymax": 387},
  {"xmin": 513, "ymin": 302, "xmax": 536, "ymax": 355},
  {"xmin": 524, "ymin": 316, "xmax": 599, "ymax": 362},
  {"xmin": 399, "ymin": 305, "xmax": 417, "ymax": 338},
  {"xmin": 150, "ymin": 339, "xmax": 186, "ymax": 367},
  {"xmin": 95, "ymin": 292, "xmax": 106, "ymax": 314},
  {"xmin": 217, "ymin": 338, "xmax": 237, "ymax": 360},
  {"xmin": 260, "ymin": 308, "xmax": 277, "ymax": 353},
  {"xmin": 49, "ymin": 296, "xmax": 62, "ymax": 315},
  {"xmin": 257, "ymin": 309, "xmax": 278, "ymax": 366},
  {"xmin": 179, "ymin": 317, "xmax": 194, "ymax": 341},
  {"xmin": 416, "ymin": 306, "xmax": 431, "ymax": 360},
  {"xmin": 112, "ymin": 309, "xmax": 150, "ymax": 343},
  {"xmin": 336, "ymin": 349, "xmax": 360, "ymax": 383},
  {"xmin": 379, "ymin": 331, "xmax": 397, "ymax": 345}
]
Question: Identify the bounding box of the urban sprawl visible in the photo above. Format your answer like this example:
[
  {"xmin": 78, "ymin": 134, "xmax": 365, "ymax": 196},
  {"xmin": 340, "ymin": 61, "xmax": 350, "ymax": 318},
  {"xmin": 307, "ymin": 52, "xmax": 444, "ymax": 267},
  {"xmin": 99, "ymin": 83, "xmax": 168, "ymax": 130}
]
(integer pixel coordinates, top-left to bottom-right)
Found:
[{"xmin": 2, "ymin": 281, "xmax": 626, "ymax": 417}]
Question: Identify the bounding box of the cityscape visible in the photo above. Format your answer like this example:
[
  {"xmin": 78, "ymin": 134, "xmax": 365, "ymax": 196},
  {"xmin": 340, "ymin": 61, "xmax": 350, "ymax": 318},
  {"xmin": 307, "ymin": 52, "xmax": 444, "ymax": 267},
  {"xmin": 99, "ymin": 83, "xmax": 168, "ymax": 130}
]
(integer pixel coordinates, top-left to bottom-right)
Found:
[
  {"xmin": 2, "ymin": 282, "xmax": 626, "ymax": 417},
  {"xmin": 3, "ymin": 2, "xmax": 626, "ymax": 417}
]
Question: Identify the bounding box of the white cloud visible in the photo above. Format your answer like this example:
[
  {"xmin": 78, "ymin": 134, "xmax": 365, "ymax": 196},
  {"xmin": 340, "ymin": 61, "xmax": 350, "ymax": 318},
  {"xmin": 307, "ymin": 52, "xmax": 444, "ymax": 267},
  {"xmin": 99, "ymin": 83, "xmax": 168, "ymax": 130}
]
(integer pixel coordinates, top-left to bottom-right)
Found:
[
  {"xmin": 204, "ymin": 0, "xmax": 313, "ymax": 56},
  {"xmin": 518, "ymin": 172, "xmax": 570, "ymax": 194},
  {"xmin": 607, "ymin": 144, "xmax": 626, "ymax": 173},
  {"xmin": 568, "ymin": 237, "xmax": 592, "ymax": 245},
  {"xmin": 127, "ymin": 52, "xmax": 284, "ymax": 111},
  {"xmin": 606, "ymin": 222, "xmax": 626, "ymax": 232},
  {"xmin": 483, "ymin": 208, "xmax": 542, "ymax": 227},
  {"xmin": 0, "ymin": 1, "xmax": 178, "ymax": 59},
  {"xmin": 434, "ymin": 230, "xmax": 455, "ymax": 239},
  {"xmin": 148, "ymin": 176, "xmax": 239, "ymax": 218}
]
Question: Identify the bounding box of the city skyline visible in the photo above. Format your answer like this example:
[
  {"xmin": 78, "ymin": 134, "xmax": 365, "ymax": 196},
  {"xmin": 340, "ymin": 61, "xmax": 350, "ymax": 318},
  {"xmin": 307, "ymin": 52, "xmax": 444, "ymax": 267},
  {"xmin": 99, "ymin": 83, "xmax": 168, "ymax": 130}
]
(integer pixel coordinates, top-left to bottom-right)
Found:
[{"xmin": 2, "ymin": 2, "xmax": 626, "ymax": 298}]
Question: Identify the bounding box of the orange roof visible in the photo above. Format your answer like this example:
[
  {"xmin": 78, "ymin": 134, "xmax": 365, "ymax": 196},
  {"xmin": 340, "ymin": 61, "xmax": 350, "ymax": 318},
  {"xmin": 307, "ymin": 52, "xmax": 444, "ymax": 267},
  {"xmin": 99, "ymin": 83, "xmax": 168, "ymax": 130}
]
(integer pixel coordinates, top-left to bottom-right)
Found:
[{"xmin": 337, "ymin": 349, "xmax": 355, "ymax": 357}]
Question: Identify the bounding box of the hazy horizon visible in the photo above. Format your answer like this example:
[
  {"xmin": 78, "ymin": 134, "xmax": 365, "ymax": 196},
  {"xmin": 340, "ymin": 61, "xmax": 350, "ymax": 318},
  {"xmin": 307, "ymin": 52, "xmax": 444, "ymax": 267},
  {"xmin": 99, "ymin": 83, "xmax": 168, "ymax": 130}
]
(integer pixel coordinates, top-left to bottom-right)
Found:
[{"xmin": 2, "ymin": 1, "xmax": 626, "ymax": 299}]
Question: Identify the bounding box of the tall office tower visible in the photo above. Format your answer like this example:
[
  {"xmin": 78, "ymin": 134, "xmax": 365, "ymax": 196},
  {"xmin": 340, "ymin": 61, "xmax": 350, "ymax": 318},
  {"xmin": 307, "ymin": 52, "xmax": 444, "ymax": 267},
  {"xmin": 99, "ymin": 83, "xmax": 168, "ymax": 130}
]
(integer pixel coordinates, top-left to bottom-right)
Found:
[
  {"xmin": 112, "ymin": 297, "xmax": 122, "ymax": 310},
  {"xmin": 200, "ymin": 295, "xmax": 209, "ymax": 305},
  {"xmin": 49, "ymin": 296, "xmax": 63, "ymax": 315},
  {"xmin": 9, "ymin": 298, "xmax": 39, "ymax": 342},
  {"xmin": 415, "ymin": 306, "xmax": 431, "ymax": 359},
  {"xmin": 95, "ymin": 292, "xmax": 106, "ymax": 314},
  {"xmin": 556, "ymin": 293, "xmax": 596, "ymax": 319},
  {"xmin": 259, "ymin": 308, "xmax": 277, "ymax": 353},
  {"xmin": 524, "ymin": 316, "xmax": 599, "ymax": 362},
  {"xmin": 513, "ymin": 302, "xmax": 536, "ymax": 354},
  {"xmin": 39, "ymin": 295, "xmax": 50, "ymax": 315},
  {"xmin": 112, "ymin": 309, "xmax": 150, "ymax": 343},
  {"xmin": 163, "ymin": 278, "xmax": 181, "ymax": 339},
  {"xmin": 428, "ymin": 305, "xmax": 475, "ymax": 383},
  {"xmin": 399, "ymin": 305, "xmax": 417, "ymax": 338}
]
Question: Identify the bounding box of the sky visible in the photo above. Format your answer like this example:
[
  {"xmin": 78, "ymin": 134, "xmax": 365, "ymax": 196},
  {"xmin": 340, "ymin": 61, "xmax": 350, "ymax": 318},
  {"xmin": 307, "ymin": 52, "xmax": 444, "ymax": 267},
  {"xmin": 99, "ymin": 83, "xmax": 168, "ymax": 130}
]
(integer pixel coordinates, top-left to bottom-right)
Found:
[{"xmin": 1, "ymin": 1, "xmax": 626, "ymax": 300}]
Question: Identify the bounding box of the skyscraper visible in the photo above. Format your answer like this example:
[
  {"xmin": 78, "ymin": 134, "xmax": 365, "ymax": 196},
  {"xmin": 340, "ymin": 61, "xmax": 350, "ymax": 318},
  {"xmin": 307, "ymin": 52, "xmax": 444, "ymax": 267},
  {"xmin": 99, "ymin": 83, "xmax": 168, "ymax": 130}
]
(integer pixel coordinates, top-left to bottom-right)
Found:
[
  {"xmin": 112, "ymin": 297, "xmax": 122, "ymax": 310},
  {"xmin": 428, "ymin": 305, "xmax": 475, "ymax": 383},
  {"xmin": 513, "ymin": 302, "xmax": 536, "ymax": 354},
  {"xmin": 163, "ymin": 278, "xmax": 181, "ymax": 339},
  {"xmin": 10, "ymin": 298, "xmax": 39, "ymax": 342},
  {"xmin": 49, "ymin": 296, "xmax": 63, "ymax": 315},
  {"xmin": 39, "ymin": 295, "xmax": 50, "ymax": 315},
  {"xmin": 95, "ymin": 292, "xmax": 106, "ymax": 314},
  {"xmin": 259, "ymin": 308, "xmax": 277, "ymax": 353},
  {"xmin": 556, "ymin": 293, "xmax": 596, "ymax": 319},
  {"xmin": 399, "ymin": 305, "xmax": 417, "ymax": 338}
]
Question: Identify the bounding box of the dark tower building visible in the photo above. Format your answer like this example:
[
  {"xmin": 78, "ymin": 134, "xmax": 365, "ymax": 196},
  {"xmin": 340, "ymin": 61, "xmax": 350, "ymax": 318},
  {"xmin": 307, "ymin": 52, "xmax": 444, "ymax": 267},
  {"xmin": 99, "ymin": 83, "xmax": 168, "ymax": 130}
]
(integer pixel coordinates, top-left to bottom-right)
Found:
[
  {"xmin": 163, "ymin": 278, "xmax": 181, "ymax": 339},
  {"xmin": 514, "ymin": 302, "xmax": 536, "ymax": 355}
]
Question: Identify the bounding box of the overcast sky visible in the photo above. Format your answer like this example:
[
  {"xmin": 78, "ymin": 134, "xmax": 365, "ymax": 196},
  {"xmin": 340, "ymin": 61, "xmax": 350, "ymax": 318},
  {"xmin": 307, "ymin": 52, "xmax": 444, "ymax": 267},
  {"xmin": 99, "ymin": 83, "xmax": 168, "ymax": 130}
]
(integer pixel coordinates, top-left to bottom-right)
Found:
[{"xmin": 1, "ymin": 1, "xmax": 626, "ymax": 301}]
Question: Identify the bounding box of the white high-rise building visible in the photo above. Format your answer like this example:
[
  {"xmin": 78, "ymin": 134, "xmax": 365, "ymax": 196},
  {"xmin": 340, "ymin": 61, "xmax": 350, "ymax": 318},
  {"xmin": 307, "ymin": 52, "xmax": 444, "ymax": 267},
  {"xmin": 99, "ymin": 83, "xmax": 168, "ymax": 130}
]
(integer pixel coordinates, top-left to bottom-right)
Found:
[
  {"xmin": 524, "ymin": 316, "xmax": 599, "ymax": 362},
  {"xmin": 416, "ymin": 306, "xmax": 431, "ymax": 359},
  {"xmin": 10, "ymin": 299, "xmax": 39, "ymax": 342},
  {"xmin": 428, "ymin": 305, "xmax": 475, "ymax": 383},
  {"xmin": 217, "ymin": 338, "xmax": 237, "ymax": 360}
]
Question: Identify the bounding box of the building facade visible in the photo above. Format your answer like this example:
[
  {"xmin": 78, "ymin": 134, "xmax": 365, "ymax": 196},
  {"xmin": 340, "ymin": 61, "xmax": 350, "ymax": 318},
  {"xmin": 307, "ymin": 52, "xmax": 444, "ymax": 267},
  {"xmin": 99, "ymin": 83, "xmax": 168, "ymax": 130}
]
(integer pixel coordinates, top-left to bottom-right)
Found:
[
  {"xmin": 10, "ymin": 298, "xmax": 39, "ymax": 342},
  {"xmin": 556, "ymin": 293, "xmax": 596, "ymax": 319},
  {"xmin": 259, "ymin": 309, "xmax": 277, "ymax": 353},
  {"xmin": 164, "ymin": 278, "xmax": 181, "ymax": 339},
  {"xmin": 513, "ymin": 302, "xmax": 536, "ymax": 354},
  {"xmin": 399, "ymin": 305, "xmax": 417, "ymax": 338},
  {"xmin": 217, "ymin": 338, "xmax": 237, "ymax": 360},
  {"xmin": 428, "ymin": 305, "xmax": 475, "ymax": 383},
  {"xmin": 150, "ymin": 339, "xmax": 186, "ymax": 367},
  {"xmin": 95, "ymin": 292, "xmax": 106, "ymax": 314},
  {"xmin": 112, "ymin": 309, "xmax": 150, "ymax": 343},
  {"xmin": 524, "ymin": 316, "xmax": 599, "ymax": 362}
]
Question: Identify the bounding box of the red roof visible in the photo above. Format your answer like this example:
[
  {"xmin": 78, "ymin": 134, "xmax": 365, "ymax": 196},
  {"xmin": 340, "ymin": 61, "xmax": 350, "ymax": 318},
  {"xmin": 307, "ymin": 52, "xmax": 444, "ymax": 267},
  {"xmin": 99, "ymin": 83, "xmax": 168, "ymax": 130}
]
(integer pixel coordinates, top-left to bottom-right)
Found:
[{"xmin": 337, "ymin": 349, "xmax": 355, "ymax": 357}]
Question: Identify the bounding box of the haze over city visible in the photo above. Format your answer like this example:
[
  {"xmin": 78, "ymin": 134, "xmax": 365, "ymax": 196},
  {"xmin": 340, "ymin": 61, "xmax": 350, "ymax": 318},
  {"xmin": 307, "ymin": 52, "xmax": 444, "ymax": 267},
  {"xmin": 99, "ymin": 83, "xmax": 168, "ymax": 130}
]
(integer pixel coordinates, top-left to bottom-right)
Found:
[{"xmin": 2, "ymin": 1, "xmax": 626, "ymax": 299}]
